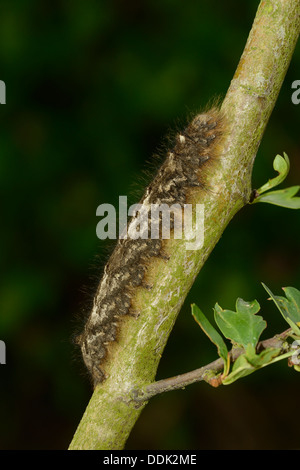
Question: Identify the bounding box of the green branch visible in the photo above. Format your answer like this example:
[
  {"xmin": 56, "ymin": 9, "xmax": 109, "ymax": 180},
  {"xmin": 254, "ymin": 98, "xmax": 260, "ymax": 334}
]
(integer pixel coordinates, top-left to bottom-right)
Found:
[{"xmin": 69, "ymin": 0, "xmax": 300, "ymax": 450}]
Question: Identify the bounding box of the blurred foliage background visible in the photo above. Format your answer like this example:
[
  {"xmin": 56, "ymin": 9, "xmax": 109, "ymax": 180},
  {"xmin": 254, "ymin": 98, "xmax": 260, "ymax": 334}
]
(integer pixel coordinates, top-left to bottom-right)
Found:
[{"xmin": 0, "ymin": 0, "xmax": 299, "ymax": 450}]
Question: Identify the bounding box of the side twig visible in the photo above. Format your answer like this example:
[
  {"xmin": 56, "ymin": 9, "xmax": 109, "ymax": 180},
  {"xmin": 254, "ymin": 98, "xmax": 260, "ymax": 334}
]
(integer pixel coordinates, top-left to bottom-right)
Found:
[{"xmin": 130, "ymin": 328, "xmax": 293, "ymax": 403}]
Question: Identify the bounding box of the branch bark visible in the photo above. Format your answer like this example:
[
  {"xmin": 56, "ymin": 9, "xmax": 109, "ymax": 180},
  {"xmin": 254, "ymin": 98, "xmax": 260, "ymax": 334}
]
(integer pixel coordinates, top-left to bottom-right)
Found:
[{"xmin": 69, "ymin": 0, "xmax": 300, "ymax": 450}]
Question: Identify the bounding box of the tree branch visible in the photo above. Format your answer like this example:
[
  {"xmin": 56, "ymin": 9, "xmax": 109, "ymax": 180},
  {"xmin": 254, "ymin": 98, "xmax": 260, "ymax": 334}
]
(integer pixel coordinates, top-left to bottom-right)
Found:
[
  {"xmin": 130, "ymin": 328, "xmax": 293, "ymax": 403},
  {"xmin": 69, "ymin": 0, "xmax": 300, "ymax": 450}
]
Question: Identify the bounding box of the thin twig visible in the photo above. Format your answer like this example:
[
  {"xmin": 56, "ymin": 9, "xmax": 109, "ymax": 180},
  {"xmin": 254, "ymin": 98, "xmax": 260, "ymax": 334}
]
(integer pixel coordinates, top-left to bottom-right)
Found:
[{"xmin": 131, "ymin": 328, "xmax": 293, "ymax": 403}]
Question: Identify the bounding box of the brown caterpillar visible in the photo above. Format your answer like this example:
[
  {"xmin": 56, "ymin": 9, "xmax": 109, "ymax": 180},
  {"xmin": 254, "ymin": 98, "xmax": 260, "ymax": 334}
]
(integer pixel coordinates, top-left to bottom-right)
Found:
[{"xmin": 76, "ymin": 106, "xmax": 224, "ymax": 386}]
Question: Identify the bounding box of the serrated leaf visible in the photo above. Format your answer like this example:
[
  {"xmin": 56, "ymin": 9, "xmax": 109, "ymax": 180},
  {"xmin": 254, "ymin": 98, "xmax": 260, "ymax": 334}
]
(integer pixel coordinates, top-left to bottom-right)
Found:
[
  {"xmin": 262, "ymin": 283, "xmax": 300, "ymax": 335},
  {"xmin": 214, "ymin": 298, "xmax": 266, "ymax": 348},
  {"xmin": 256, "ymin": 153, "xmax": 290, "ymax": 195},
  {"xmin": 192, "ymin": 303, "xmax": 229, "ymax": 374},
  {"xmin": 253, "ymin": 186, "xmax": 300, "ymax": 208}
]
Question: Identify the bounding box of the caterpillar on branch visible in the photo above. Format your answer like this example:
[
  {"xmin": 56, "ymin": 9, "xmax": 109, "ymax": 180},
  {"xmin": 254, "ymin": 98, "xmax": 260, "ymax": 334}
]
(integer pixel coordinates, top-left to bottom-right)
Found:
[{"xmin": 76, "ymin": 106, "xmax": 225, "ymax": 386}]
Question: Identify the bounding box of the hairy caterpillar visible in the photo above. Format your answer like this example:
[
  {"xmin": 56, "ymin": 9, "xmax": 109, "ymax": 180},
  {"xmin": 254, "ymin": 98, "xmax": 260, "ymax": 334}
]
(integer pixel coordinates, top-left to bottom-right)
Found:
[{"xmin": 76, "ymin": 106, "xmax": 224, "ymax": 386}]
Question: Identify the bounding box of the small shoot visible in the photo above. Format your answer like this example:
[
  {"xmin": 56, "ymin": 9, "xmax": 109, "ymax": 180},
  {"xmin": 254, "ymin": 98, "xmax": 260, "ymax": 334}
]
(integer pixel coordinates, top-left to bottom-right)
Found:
[
  {"xmin": 251, "ymin": 153, "xmax": 300, "ymax": 209},
  {"xmin": 261, "ymin": 283, "xmax": 300, "ymax": 336}
]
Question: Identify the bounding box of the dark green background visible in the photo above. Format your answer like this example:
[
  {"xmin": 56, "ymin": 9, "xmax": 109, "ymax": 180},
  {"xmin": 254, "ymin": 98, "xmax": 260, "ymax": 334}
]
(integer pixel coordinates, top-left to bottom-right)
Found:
[{"xmin": 0, "ymin": 0, "xmax": 299, "ymax": 450}]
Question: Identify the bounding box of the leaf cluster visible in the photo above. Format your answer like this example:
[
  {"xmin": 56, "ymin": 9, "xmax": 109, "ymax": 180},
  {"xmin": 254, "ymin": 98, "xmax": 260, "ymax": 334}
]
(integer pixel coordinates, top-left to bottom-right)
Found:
[{"xmin": 192, "ymin": 285, "xmax": 300, "ymax": 385}]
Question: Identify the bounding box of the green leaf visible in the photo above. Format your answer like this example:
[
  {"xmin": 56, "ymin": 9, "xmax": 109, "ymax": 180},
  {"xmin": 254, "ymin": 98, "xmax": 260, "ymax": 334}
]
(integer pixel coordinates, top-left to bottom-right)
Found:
[
  {"xmin": 262, "ymin": 283, "xmax": 300, "ymax": 335},
  {"xmin": 191, "ymin": 303, "xmax": 229, "ymax": 374},
  {"xmin": 256, "ymin": 153, "xmax": 290, "ymax": 195},
  {"xmin": 214, "ymin": 298, "xmax": 266, "ymax": 348},
  {"xmin": 252, "ymin": 153, "xmax": 300, "ymax": 208},
  {"xmin": 245, "ymin": 344, "xmax": 281, "ymax": 368},
  {"xmin": 253, "ymin": 185, "xmax": 300, "ymax": 208},
  {"xmin": 244, "ymin": 343, "xmax": 257, "ymax": 362},
  {"xmin": 236, "ymin": 297, "xmax": 260, "ymax": 316},
  {"xmin": 279, "ymin": 287, "xmax": 300, "ymax": 324},
  {"xmin": 222, "ymin": 354, "xmax": 254, "ymax": 385},
  {"xmin": 222, "ymin": 346, "xmax": 282, "ymax": 385}
]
